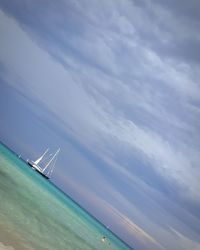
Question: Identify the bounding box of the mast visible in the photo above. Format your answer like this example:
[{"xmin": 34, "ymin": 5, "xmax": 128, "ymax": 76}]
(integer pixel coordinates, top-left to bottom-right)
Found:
[
  {"xmin": 47, "ymin": 156, "xmax": 57, "ymax": 177},
  {"xmin": 42, "ymin": 148, "xmax": 60, "ymax": 173},
  {"xmin": 34, "ymin": 148, "xmax": 49, "ymax": 165}
]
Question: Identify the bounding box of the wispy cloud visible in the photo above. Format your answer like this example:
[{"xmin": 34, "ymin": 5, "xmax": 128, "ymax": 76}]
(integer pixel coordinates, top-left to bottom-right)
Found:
[{"xmin": 169, "ymin": 227, "xmax": 200, "ymax": 250}]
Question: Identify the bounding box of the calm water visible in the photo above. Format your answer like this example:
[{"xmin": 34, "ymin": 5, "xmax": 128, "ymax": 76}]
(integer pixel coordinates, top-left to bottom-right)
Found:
[{"xmin": 0, "ymin": 143, "xmax": 131, "ymax": 250}]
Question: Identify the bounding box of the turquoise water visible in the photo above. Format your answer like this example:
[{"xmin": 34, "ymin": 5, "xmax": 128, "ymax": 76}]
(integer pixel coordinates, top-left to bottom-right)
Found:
[{"xmin": 0, "ymin": 143, "xmax": 131, "ymax": 250}]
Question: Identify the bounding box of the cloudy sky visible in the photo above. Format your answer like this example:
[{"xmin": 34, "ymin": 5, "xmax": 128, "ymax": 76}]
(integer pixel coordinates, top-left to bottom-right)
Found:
[{"xmin": 0, "ymin": 0, "xmax": 200, "ymax": 249}]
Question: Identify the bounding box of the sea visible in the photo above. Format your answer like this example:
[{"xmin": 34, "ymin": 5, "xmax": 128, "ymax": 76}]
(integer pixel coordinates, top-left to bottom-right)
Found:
[{"xmin": 0, "ymin": 143, "xmax": 131, "ymax": 250}]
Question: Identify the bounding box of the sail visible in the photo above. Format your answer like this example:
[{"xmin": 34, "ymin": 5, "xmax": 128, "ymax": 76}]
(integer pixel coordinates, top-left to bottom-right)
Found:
[
  {"xmin": 42, "ymin": 148, "xmax": 60, "ymax": 173},
  {"xmin": 34, "ymin": 148, "xmax": 49, "ymax": 165}
]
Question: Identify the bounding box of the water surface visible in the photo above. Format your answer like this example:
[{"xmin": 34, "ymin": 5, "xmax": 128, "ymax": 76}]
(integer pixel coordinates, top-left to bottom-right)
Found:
[{"xmin": 0, "ymin": 143, "xmax": 131, "ymax": 250}]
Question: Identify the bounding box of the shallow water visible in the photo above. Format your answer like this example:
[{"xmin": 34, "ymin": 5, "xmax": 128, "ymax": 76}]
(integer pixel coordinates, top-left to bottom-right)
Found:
[{"xmin": 0, "ymin": 143, "xmax": 131, "ymax": 250}]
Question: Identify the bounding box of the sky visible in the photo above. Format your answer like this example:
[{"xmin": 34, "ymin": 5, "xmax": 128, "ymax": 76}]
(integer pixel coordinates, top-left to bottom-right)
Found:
[{"xmin": 0, "ymin": 0, "xmax": 200, "ymax": 249}]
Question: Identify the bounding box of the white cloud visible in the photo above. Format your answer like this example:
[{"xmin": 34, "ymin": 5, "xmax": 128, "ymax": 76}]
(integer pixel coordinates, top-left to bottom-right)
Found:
[{"xmin": 1, "ymin": 3, "xmax": 200, "ymax": 202}]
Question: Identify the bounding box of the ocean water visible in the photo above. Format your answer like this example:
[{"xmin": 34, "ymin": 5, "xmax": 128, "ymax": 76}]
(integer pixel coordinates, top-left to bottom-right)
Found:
[{"xmin": 0, "ymin": 143, "xmax": 131, "ymax": 250}]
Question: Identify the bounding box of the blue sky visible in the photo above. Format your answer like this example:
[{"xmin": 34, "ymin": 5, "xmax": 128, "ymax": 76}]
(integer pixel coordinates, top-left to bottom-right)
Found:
[{"xmin": 0, "ymin": 1, "xmax": 200, "ymax": 249}]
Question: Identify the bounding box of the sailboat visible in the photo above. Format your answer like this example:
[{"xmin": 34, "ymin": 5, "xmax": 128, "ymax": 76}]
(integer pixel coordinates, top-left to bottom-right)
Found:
[{"xmin": 28, "ymin": 148, "xmax": 60, "ymax": 179}]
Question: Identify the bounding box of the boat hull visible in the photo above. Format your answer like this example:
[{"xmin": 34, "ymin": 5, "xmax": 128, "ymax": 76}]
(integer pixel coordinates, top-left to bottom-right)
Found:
[
  {"xmin": 36, "ymin": 170, "xmax": 49, "ymax": 179},
  {"xmin": 28, "ymin": 161, "xmax": 49, "ymax": 179}
]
